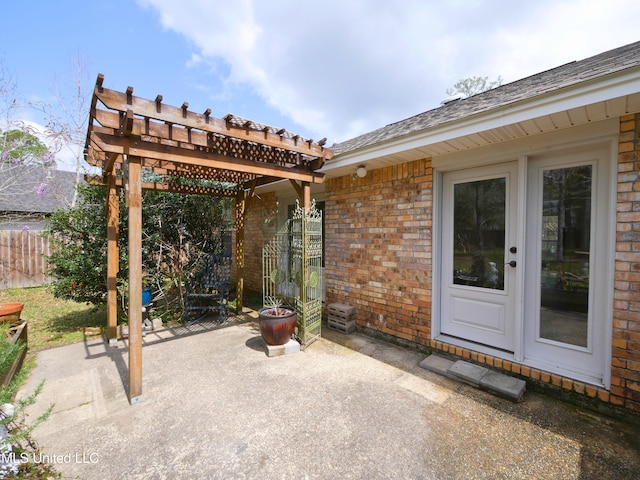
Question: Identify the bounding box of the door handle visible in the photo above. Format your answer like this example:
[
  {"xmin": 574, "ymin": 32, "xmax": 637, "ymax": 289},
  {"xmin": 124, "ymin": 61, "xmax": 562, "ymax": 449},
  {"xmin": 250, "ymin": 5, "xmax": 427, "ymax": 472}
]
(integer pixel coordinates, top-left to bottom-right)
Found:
[{"xmin": 505, "ymin": 260, "xmax": 517, "ymax": 268}]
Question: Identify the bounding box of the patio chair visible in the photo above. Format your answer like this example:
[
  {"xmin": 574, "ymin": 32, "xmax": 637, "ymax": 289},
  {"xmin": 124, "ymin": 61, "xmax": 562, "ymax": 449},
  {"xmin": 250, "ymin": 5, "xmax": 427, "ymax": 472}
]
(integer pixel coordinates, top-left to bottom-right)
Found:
[{"xmin": 184, "ymin": 254, "xmax": 231, "ymax": 324}]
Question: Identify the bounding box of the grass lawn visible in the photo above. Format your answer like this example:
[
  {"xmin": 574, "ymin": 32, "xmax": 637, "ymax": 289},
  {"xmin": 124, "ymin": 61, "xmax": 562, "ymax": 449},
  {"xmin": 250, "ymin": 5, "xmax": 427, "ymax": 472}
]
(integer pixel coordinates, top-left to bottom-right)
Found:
[{"xmin": 0, "ymin": 286, "xmax": 106, "ymax": 351}]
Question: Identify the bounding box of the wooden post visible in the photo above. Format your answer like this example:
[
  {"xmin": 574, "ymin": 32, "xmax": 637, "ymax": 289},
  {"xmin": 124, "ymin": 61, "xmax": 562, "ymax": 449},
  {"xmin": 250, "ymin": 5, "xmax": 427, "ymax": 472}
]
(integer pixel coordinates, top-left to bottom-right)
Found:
[
  {"xmin": 234, "ymin": 189, "xmax": 245, "ymax": 313},
  {"xmin": 289, "ymin": 180, "xmax": 311, "ymax": 210},
  {"xmin": 106, "ymin": 173, "xmax": 119, "ymax": 343},
  {"xmin": 127, "ymin": 156, "xmax": 143, "ymax": 404},
  {"xmin": 302, "ymin": 181, "xmax": 311, "ymax": 210}
]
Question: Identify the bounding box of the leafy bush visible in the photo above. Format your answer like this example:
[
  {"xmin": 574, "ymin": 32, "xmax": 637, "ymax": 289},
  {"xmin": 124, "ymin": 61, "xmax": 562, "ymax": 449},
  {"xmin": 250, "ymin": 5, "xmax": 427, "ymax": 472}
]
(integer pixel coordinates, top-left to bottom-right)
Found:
[
  {"xmin": 46, "ymin": 184, "xmax": 111, "ymax": 305},
  {"xmin": 45, "ymin": 184, "xmax": 232, "ymax": 319}
]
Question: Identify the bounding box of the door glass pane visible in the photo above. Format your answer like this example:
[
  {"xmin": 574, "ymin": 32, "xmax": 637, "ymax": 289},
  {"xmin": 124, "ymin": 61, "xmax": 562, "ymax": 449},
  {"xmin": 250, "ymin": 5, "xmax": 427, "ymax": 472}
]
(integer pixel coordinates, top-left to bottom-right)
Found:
[
  {"xmin": 453, "ymin": 178, "xmax": 506, "ymax": 290},
  {"xmin": 539, "ymin": 166, "xmax": 591, "ymax": 347}
]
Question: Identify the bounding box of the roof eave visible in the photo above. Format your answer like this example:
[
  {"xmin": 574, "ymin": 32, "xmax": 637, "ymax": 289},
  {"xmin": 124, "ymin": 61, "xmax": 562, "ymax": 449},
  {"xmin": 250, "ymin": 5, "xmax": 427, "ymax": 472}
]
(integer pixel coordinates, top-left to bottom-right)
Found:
[{"xmin": 323, "ymin": 66, "xmax": 640, "ymax": 177}]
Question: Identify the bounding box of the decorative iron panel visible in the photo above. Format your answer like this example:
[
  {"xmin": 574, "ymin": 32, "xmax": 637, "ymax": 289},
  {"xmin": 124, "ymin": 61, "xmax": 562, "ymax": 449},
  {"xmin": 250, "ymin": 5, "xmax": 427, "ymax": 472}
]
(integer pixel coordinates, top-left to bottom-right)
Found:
[{"xmin": 262, "ymin": 201, "xmax": 323, "ymax": 347}]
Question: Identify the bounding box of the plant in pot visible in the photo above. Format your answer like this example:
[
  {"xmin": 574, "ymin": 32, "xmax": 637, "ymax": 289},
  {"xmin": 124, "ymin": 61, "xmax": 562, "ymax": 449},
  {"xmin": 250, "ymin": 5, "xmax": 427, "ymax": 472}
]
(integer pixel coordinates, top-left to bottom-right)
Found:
[{"xmin": 257, "ymin": 305, "xmax": 297, "ymax": 346}]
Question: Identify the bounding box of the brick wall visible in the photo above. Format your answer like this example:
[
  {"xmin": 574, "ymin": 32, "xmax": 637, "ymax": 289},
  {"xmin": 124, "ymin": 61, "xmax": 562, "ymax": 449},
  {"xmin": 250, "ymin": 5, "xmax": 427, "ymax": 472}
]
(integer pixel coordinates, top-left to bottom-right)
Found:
[
  {"xmin": 325, "ymin": 159, "xmax": 433, "ymax": 345},
  {"xmin": 612, "ymin": 113, "xmax": 640, "ymax": 412},
  {"xmin": 239, "ymin": 116, "xmax": 639, "ymax": 413},
  {"xmin": 236, "ymin": 191, "xmax": 278, "ymax": 293},
  {"xmin": 321, "ymin": 123, "xmax": 640, "ymax": 414}
]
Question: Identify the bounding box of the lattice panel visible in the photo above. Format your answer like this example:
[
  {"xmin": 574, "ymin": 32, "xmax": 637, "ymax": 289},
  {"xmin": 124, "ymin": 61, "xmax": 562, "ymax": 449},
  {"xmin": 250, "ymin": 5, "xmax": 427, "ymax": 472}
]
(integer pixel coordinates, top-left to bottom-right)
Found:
[{"xmin": 205, "ymin": 134, "xmax": 308, "ymax": 167}]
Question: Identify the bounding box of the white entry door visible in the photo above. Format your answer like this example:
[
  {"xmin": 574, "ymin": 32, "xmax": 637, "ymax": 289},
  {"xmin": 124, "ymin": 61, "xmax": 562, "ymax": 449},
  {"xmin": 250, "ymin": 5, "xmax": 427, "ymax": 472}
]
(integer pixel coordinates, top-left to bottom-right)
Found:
[
  {"xmin": 440, "ymin": 162, "xmax": 519, "ymax": 352},
  {"xmin": 523, "ymin": 150, "xmax": 610, "ymax": 384}
]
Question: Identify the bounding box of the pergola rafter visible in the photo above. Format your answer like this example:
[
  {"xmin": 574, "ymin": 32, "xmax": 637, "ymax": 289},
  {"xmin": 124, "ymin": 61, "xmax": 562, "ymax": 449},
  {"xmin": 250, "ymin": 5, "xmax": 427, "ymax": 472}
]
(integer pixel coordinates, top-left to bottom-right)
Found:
[
  {"xmin": 84, "ymin": 74, "xmax": 333, "ymax": 404},
  {"xmin": 85, "ymin": 74, "xmax": 330, "ymax": 188}
]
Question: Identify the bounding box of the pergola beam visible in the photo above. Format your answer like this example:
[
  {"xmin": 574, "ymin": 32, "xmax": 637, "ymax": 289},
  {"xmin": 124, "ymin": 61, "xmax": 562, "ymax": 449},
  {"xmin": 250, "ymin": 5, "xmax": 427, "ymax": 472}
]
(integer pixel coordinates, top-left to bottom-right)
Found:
[
  {"xmin": 90, "ymin": 132, "xmax": 325, "ymax": 184},
  {"xmin": 94, "ymin": 85, "xmax": 332, "ymax": 160},
  {"xmin": 93, "ymin": 109, "xmax": 325, "ymax": 169}
]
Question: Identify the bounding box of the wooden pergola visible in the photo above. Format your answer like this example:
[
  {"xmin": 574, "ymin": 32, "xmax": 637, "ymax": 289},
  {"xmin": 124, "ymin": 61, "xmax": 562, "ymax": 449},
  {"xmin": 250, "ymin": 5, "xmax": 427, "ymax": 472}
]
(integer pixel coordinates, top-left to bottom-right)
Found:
[{"xmin": 84, "ymin": 74, "xmax": 333, "ymax": 404}]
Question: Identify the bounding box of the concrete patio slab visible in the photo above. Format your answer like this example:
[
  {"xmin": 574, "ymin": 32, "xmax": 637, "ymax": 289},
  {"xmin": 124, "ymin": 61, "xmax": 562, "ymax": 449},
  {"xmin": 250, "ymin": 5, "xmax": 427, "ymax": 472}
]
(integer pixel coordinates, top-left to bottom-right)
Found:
[{"xmin": 14, "ymin": 314, "xmax": 640, "ymax": 479}]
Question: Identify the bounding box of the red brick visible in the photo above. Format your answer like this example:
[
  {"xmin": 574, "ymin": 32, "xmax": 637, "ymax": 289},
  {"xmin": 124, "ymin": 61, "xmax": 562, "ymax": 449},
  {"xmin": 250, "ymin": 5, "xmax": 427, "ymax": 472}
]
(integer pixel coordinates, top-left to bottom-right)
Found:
[
  {"xmin": 626, "ymin": 399, "xmax": 640, "ymax": 412},
  {"xmin": 585, "ymin": 385, "xmax": 598, "ymax": 398},
  {"xmin": 610, "ymin": 394, "xmax": 625, "ymax": 406},
  {"xmin": 597, "ymin": 389, "xmax": 610, "ymax": 403}
]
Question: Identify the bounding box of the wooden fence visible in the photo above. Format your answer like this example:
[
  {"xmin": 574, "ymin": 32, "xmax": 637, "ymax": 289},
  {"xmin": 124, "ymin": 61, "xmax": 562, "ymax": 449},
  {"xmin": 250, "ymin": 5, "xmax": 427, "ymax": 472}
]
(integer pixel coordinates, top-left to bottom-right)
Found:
[{"xmin": 0, "ymin": 230, "xmax": 52, "ymax": 289}]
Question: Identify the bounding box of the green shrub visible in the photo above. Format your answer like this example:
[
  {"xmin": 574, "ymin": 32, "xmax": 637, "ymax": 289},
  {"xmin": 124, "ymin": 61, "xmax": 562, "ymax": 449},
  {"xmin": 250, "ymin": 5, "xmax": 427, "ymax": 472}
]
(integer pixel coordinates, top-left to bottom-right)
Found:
[
  {"xmin": 45, "ymin": 184, "xmax": 232, "ymax": 320},
  {"xmin": 0, "ymin": 325, "xmax": 57, "ymax": 478}
]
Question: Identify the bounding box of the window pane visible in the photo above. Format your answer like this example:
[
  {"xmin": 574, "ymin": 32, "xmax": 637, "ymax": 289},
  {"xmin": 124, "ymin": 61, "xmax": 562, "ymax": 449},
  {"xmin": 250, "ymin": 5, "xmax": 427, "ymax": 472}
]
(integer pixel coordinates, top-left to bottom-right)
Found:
[
  {"xmin": 453, "ymin": 178, "xmax": 506, "ymax": 290},
  {"xmin": 539, "ymin": 166, "xmax": 591, "ymax": 347}
]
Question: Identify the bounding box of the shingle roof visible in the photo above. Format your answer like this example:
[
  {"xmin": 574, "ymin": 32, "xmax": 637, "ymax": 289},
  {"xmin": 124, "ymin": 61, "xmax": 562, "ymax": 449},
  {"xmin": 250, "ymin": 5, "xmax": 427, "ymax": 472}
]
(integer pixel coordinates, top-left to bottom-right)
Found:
[
  {"xmin": 0, "ymin": 167, "xmax": 78, "ymax": 214},
  {"xmin": 332, "ymin": 40, "xmax": 640, "ymax": 156}
]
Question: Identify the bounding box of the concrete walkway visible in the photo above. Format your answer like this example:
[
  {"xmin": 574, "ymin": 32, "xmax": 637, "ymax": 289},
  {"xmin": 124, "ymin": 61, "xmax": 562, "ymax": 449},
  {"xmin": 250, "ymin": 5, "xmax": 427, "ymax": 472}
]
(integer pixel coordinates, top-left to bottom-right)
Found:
[{"xmin": 16, "ymin": 311, "xmax": 640, "ymax": 479}]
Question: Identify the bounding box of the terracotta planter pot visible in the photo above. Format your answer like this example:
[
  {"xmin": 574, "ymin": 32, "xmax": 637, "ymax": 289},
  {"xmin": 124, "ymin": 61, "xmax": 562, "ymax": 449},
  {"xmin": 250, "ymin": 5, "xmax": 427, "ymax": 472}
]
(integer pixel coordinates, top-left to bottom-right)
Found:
[
  {"xmin": 258, "ymin": 307, "xmax": 297, "ymax": 346},
  {"xmin": 0, "ymin": 302, "xmax": 24, "ymax": 325}
]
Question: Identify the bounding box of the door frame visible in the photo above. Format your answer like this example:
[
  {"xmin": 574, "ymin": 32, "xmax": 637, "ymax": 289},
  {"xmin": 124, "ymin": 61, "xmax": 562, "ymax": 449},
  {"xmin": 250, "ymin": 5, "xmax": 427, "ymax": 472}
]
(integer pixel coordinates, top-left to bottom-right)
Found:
[
  {"xmin": 431, "ymin": 123, "xmax": 617, "ymax": 388},
  {"xmin": 439, "ymin": 161, "xmax": 522, "ymax": 352},
  {"xmin": 522, "ymin": 147, "xmax": 615, "ymax": 386}
]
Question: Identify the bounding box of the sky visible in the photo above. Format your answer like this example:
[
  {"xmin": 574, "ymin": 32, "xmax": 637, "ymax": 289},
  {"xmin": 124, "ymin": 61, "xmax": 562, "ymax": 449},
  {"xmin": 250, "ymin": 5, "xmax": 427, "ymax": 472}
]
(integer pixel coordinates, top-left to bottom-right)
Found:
[{"xmin": 1, "ymin": 0, "xmax": 639, "ymax": 170}]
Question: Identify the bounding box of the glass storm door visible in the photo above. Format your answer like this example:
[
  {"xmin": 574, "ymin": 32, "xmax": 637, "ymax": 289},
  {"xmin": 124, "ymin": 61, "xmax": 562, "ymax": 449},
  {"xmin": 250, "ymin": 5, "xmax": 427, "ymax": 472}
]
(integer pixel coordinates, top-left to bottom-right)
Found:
[
  {"xmin": 524, "ymin": 151, "xmax": 609, "ymax": 383},
  {"xmin": 440, "ymin": 163, "xmax": 518, "ymax": 352}
]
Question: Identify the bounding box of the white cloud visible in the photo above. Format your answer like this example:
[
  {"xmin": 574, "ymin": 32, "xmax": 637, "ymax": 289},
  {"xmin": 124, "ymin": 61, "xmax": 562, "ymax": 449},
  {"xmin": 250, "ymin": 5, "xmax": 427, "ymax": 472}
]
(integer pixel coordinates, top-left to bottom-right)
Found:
[{"xmin": 138, "ymin": 0, "xmax": 640, "ymax": 144}]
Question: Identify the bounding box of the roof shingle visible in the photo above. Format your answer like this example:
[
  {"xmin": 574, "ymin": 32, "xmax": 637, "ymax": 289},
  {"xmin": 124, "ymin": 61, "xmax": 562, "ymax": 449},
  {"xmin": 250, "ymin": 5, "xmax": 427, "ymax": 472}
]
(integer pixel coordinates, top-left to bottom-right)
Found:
[
  {"xmin": 333, "ymin": 40, "xmax": 640, "ymax": 156},
  {"xmin": 0, "ymin": 167, "xmax": 78, "ymax": 214}
]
